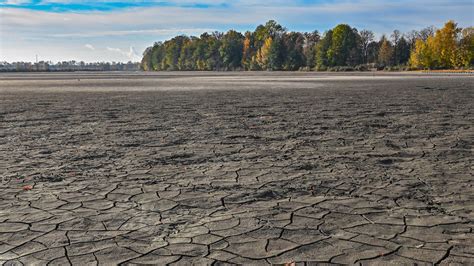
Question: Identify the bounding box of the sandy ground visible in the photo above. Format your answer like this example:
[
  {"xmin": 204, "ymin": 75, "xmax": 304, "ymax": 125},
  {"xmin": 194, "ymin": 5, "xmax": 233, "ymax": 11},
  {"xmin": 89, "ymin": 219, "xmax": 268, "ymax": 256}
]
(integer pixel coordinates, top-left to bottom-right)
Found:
[{"xmin": 0, "ymin": 72, "xmax": 473, "ymax": 265}]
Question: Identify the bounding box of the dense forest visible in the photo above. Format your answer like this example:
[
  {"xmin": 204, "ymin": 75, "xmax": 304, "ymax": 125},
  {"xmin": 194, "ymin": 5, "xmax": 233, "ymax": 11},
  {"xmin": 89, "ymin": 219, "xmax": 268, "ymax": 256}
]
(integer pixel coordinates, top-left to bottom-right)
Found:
[{"xmin": 141, "ymin": 20, "xmax": 473, "ymax": 71}]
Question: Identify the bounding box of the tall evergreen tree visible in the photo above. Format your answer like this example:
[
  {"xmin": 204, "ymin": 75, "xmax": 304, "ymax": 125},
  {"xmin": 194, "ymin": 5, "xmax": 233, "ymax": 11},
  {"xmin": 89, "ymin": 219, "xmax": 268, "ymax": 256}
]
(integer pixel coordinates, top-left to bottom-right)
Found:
[
  {"xmin": 220, "ymin": 30, "xmax": 244, "ymax": 70},
  {"xmin": 394, "ymin": 37, "xmax": 410, "ymax": 65},
  {"xmin": 268, "ymin": 36, "xmax": 285, "ymax": 70},
  {"xmin": 283, "ymin": 32, "xmax": 305, "ymax": 70}
]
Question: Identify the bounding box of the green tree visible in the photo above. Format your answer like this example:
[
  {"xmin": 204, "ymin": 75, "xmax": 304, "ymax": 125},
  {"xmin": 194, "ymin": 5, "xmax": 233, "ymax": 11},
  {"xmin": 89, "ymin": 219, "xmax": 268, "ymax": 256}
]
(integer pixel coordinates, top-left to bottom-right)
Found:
[
  {"xmin": 253, "ymin": 20, "xmax": 285, "ymax": 47},
  {"xmin": 394, "ymin": 37, "xmax": 410, "ymax": 65},
  {"xmin": 220, "ymin": 30, "xmax": 244, "ymax": 70},
  {"xmin": 203, "ymin": 32, "xmax": 223, "ymax": 70},
  {"xmin": 193, "ymin": 34, "xmax": 210, "ymax": 70},
  {"xmin": 268, "ymin": 36, "xmax": 285, "ymax": 70},
  {"xmin": 163, "ymin": 36, "xmax": 188, "ymax": 70},
  {"xmin": 327, "ymin": 24, "xmax": 360, "ymax": 66},
  {"xmin": 303, "ymin": 31, "xmax": 320, "ymax": 69},
  {"xmin": 141, "ymin": 46, "xmax": 153, "ymax": 71},
  {"xmin": 178, "ymin": 38, "xmax": 197, "ymax": 70},
  {"xmin": 283, "ymin": 32, "xmax": 305, "ymax": 70},
  {"xmin": 151, "ymin": 42, "xmax": 165, "ymax": 70},
  {"xmin": 315, "ymin": 30, "xmax": 332, "ymax": 69}
]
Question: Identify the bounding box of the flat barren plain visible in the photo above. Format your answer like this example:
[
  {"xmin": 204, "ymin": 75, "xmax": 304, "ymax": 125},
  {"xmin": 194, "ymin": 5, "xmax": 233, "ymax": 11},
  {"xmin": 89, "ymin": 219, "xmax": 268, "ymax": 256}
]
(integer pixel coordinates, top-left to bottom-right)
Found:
[{"xmin": 0, "ymin": 72, "xmax": 473, "ymax": 265}]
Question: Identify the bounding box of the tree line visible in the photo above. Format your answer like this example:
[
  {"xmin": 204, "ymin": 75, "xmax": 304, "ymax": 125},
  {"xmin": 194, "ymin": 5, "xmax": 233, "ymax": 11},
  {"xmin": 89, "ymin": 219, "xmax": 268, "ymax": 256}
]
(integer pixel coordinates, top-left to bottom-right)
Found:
[
  {"xmin": 141, "ymin": 20, "xmax": 473, "ymax": 71},
  {"xmin": 0, "ymin": 61, "xmax": 140, "ymax": 72}
]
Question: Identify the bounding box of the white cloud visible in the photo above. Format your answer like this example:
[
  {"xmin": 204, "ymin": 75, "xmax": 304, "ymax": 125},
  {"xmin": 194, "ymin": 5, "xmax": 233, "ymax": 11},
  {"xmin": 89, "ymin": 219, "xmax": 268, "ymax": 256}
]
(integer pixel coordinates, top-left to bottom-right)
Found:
[
  {"xmin": 2, "ymin": 0, "xmax": 31, "ymax": 5},
  {"xmin": 84, "ymin": 44, "xmax": 94, "ymax": 50}
]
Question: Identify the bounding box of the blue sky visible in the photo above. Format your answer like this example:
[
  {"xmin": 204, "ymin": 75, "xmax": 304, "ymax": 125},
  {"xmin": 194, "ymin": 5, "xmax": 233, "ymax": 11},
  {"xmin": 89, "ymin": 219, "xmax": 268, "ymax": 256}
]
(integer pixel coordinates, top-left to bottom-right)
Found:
[
  {"xmin": 1, "ymin": 0, "xmax": 473, "ymax": 62},
  {"xmin": 0, "ymin": 0, "xmax": 232, "ymax": 11}
]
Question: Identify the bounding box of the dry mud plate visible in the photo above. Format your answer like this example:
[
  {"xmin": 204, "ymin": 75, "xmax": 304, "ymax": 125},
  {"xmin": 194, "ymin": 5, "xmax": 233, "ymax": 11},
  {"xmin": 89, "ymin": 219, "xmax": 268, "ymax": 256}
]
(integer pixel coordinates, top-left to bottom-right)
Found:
[{"xmin": 0, "ymin": 72, "xmax": 473, "ymax": 265}]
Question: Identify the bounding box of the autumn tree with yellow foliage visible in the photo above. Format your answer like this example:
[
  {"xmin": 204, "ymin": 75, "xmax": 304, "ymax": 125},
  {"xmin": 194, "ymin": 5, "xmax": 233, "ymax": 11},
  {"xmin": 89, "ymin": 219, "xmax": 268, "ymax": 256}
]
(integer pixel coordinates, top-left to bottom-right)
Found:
[
  {"xmin": 378, "ymin": 36, "xmax": 394, "ymax": 66},
  {"xmin": 242, "ymin": 33, "xmax": 253, "ymax": 70},
  {"xmin": 410, "ymin": 21, "xmax": 473, "ymax": 69},
  {"xmin": 409, "ymin": 38, "xmax": 436, "ymax": 69},
  {"xmin": 256, "ymin": 37, "xmax": 273, "ymax": 70}
]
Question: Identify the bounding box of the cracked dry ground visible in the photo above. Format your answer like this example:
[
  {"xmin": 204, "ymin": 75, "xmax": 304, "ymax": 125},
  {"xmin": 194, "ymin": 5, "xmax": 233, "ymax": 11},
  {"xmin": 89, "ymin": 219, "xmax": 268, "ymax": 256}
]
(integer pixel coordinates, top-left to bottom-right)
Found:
[{"xmin": 0, "ymin": 73, "xmax": 473, "ymax": 265}]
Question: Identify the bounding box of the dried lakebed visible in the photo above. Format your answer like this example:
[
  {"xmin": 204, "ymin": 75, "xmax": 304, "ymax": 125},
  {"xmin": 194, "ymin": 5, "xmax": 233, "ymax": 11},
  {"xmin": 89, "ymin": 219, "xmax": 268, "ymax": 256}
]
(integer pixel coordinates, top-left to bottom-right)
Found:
[{"xmin": 0, "ymin": 72, "xmax": 473, "ymax": 265}]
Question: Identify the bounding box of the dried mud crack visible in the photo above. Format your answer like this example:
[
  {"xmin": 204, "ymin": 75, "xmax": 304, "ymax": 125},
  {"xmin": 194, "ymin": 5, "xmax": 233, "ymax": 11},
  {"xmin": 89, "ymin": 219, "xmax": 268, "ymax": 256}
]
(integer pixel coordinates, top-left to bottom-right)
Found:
[{"xmin": 0, "ymin": 72, "xmax": 473, "ymax": 265}]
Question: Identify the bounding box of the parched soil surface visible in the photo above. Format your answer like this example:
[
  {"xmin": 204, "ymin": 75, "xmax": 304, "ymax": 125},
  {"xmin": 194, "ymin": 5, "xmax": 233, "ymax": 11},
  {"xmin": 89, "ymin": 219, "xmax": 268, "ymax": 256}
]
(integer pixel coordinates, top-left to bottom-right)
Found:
[{"xmin": 0, "ymin": 72, "xmax": 473, "ymax": 265}]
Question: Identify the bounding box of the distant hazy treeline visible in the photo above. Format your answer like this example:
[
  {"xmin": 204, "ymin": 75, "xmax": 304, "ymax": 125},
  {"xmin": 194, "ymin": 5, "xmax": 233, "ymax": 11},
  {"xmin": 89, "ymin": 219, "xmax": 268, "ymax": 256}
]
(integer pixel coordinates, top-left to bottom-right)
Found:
[
  {"xmin": 142, "ymin": 20, "xmax": 473, "ymax": 71},
  {"xmin": 0, "ymin": 61, "xmax": 140, "ymax": 72}
]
